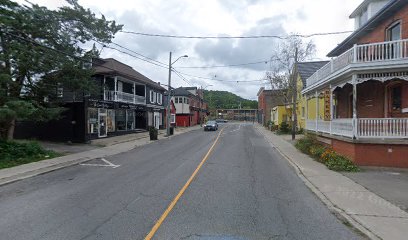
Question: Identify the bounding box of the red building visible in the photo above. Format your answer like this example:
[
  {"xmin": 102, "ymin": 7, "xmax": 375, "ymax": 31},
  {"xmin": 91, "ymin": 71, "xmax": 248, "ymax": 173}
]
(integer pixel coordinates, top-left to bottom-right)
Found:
[
  {"xmin": 171, "ymin": 87, "xmax": 207, "ymax": 127},
  {"xmin": 302, "ymin": 0, "xmax": 408, "ymax": 167},
  {"xmin": 257, "ymin": 88, "xmax": 287, "ymax": 126}
]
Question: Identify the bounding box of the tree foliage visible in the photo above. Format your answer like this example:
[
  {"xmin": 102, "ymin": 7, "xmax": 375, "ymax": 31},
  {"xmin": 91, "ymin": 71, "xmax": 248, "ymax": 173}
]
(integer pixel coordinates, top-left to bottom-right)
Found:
[
  {"xmin": 266, "ymin": 35, "xmax": 316, "ymax": 104},
  {"xmin": 204, "ymin": 90, "xmax": 258, "ymax": 110},
  {"xmin": 0, "ymin": 0, "xmax": 122, "ymax": 139}
]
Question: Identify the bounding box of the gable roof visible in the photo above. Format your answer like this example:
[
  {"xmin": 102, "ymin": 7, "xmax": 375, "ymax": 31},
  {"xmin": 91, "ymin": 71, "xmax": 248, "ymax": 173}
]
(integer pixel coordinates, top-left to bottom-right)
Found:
[
  {"xmin": 172, "ymin": 87, "xmax": 193, "ymax": 97},
  {"xmin": 297, "ymin": 61, "xmax": 329, "ymax": 87},
  {"xmin": 328, "ymin": 0, "xmax": 405, "ymax": 57},
  {"xmin": 92, "ymin": 58, "xmax": 165, "ymax": 91}
]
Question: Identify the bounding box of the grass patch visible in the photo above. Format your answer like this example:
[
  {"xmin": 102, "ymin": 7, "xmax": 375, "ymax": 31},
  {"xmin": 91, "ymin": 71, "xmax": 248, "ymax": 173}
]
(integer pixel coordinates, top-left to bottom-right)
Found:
[
  {"xmin": 0, "ymin": 140, "xmax": 61, "ymax": 169},
  {"xmin": 295, "ymin": 135, "xmax": 359, "ymax": 172}
]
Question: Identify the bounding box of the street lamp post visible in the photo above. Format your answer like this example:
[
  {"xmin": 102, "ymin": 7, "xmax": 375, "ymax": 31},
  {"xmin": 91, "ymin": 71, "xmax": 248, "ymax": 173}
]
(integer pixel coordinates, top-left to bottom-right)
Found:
[{"xmin": 166, "ymin": 52, "xmax": 188, "ymax": 137}]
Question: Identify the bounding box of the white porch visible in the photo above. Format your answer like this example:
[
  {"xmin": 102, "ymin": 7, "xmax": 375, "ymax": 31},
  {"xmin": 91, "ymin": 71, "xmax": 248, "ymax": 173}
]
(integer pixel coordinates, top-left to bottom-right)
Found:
[{"xmin": 306, "ymin": 118, "xmax": 408, "ymax": 139}]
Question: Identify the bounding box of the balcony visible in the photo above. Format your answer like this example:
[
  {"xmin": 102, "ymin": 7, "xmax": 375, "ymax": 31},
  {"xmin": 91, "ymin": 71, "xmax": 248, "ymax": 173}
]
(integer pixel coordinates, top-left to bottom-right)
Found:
[
  {"xmin": 305, "ymin": 39, "xmax": 408, "ymax": 92},
  {"xmin": 104, "ymin": 91, "xmax": 146, "ymax": 105},
  {"xmin": 306, "ymin": 118, "xmax": 408, "ymax": 139}
]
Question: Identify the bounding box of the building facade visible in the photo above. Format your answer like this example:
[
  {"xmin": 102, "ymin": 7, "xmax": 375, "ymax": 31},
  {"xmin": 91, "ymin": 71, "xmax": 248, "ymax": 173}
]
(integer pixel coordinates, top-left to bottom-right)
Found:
[
  {"xmin": 302, "ymin": 0, "xmax": 408, "ymax": 167},
  {"xmin": 171, "ymin": 87, "xmax": 208, "ymax": 127},
  {"xmin": 15, "ymin": 58, "xmax": 166, "ymax": 142},
  {"xmin": 257, "ymin": 88, "xmax": 287, "ymax": 126}
]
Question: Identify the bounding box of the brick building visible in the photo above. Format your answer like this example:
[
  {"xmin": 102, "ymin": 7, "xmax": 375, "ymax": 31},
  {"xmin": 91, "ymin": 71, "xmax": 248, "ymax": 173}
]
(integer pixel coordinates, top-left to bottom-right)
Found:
[
  {"xmin": 257, "ymin": 88, "xmax": 287, "ymax": 126},
  {"xmin": 302, "ymin": 0, "xmax": 408, "ymax": 167}
]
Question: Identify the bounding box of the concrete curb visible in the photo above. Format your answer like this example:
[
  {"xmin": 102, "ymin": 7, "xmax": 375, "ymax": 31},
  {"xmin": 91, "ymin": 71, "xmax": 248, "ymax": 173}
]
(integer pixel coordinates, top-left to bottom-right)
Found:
[
  {"xmin": 254, "ymin": 126, "xmax": 380, "ymax": 240},
  {"xmin": 0, "ymin": 126, "xmax": 201, "ymax": 186}
]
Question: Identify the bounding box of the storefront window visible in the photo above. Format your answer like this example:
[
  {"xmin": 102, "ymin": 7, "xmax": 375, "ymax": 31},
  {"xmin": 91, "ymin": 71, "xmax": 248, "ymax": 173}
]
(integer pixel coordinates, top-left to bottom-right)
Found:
[
  {"xmin": 127, "ymin": 110, "xmax": 135, "ymax": 130},
  {"xmin": 88, "ymin": 108, "xmax": 98, "ymax": 134},
  {"xmin": 107, "ymin": 109, "xmax": 115, "ymax": 132},
  {"xmin": 116, "ymin": 109, "xmax": 126, "ymax": 131}
]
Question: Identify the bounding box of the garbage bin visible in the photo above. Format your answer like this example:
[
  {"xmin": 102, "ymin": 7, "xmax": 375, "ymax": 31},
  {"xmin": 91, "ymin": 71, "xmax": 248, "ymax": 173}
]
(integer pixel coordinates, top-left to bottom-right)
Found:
[{"xmin": 170, "ymin": 127, "xmax": 174, "ymax": 135}]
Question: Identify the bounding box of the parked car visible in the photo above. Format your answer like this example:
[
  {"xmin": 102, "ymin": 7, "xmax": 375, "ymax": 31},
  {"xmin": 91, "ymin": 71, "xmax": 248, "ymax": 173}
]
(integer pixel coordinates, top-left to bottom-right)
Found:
[
  {"xmin": 204, "ymin": 121, "xmax": 218, "ymax": 131},
  {"xmin": 215, "ymin": 119, "xmax": 228, "ymax": 123}
]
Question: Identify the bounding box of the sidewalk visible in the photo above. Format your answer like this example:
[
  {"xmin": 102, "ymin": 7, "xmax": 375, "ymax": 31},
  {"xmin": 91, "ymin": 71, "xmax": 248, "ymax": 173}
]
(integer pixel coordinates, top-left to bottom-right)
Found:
[
  {"xmin": 255, "ymin": 124, "xmax": 408, "ymax": 240},
  {"xmin": 0, "ymin": 125, "xmax": 202, "ymax": 186}
]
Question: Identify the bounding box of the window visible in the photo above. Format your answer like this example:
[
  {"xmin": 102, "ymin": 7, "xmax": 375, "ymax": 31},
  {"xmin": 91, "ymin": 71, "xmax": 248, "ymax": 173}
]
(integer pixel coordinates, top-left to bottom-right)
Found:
[
  {"xmin": 157, "ymin": 93, "xmax": 162, "ymax": 105},
  {"xmin": 391, "ymin": 86, "xmax": 402, "ymax": 110},
  {"xmin": 116, "ymin": 110, "xmax": 126, "ymax": 131},
  {"xmin": 302, "ymin": 107, "xmax": 305, "ymax": 118},
  {"xmin": 127, "ymin": 110, "xmax": 135, "ymax": 130},
  {"xmin": 186, "ymin": 98, "xmax": 189, "ymax": 104},
  {"xmin": 387, "ymin": 22, "xmax": 401, "ymax": 41},
  {"xmin": 88, "ymin": 108, "xmax": 98, "ymax": 134},
  {"xmin": 171, "ymin": 114, "xmax": 176, "ymax": 124},
  {"xmin": 107, "ymin": 109, "xmax": 115, "ymax": 132},
  {"xmin": 57, "ymin": 87, "xmax": 63, "ymax": 98},
  {"xmin": 150, "ymin": 90, "xmax": 154, "ymax": 103},
  {"xmin": 175, "ymin": 97, "xmax": 178, "ymax": 104}
]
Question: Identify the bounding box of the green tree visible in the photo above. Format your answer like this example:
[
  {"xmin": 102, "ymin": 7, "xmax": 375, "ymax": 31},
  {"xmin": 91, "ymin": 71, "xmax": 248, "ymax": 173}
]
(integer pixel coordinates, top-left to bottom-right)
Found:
[{"xmin": 0, "ymin": 0, "xmax": 122, "ymax": 139}]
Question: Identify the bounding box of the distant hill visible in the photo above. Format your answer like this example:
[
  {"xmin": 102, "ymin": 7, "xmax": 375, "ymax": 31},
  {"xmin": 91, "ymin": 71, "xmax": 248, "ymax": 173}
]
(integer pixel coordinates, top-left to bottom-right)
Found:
[{"xmin": 203, "ymin": 90, "xmax": 258, "ymax": 110}]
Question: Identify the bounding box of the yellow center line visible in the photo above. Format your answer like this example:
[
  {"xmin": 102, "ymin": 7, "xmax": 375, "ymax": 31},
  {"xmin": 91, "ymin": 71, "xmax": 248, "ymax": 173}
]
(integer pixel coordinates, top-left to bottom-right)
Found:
[{"xmin": 144, "ymin": 127, "xmax": 225, "ymax": 240}]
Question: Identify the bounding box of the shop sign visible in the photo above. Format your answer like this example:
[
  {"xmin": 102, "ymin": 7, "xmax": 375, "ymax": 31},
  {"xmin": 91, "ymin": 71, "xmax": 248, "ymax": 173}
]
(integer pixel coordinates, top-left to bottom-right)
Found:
[
  {"xmin": 88, "ymin": 99, "xmax": 114, "ymax": 109},
  {"xmin": 324, "ymin": 89, "xmax": 331, "ymax": 121},
  {"xmin": 118, "ymin": 102, "xmax": 146, "ymax": 111}
]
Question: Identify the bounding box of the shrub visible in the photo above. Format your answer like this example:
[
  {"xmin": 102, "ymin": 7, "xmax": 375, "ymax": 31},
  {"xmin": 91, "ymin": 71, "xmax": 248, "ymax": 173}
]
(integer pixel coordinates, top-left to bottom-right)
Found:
[
  {"xmin": 295, "ymin": 135, "xmax": 317, "ymax": 154},
  {"xmin": 296, "ymin": 128, "xmax": 304, "ymax": 135},
  {"xmin": 0, "ymin": 140, "xmax": 60, "ymax": 169},
  {"xmin": 309, "ymin": 145, "xmax": 326, "ymax": 161},
  {"xmin": 278, "ymin": 122, "xmax": 290, "ymax": 134},
  {"xmin": 325, "ymin": 155, "xmax": 359, "ymax": 172},
  {"xmin": 320, "ymin": 147, "xmax": 359, "ymax": 172}
]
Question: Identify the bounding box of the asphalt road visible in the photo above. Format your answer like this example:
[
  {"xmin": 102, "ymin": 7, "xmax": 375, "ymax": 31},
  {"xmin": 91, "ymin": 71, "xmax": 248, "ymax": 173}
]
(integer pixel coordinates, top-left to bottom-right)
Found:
[{"xmin": 0, "ymin": 123, "xmax": 362, "ymax": 240}]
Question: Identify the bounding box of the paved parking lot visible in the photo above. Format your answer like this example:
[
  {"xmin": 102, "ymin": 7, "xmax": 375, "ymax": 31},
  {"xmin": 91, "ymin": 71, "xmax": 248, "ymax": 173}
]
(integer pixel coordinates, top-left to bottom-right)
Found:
[{"xmin": 344, "ymin": 167, "xmax": 408, "ymax": 212}]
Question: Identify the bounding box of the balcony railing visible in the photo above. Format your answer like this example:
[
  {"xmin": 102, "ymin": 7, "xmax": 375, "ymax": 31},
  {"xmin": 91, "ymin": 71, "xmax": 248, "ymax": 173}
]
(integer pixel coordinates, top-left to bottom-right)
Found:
[
  {"xmin": 306, "ymin": 118, "xmax": 408, "ymax": 139},
  {"xmin": 104, "ymin": 91, "xmax": 146, "ymax": 104},
  {"xmin": 306, "ymin": 39, "xmax": 408, "ymax": 88}
]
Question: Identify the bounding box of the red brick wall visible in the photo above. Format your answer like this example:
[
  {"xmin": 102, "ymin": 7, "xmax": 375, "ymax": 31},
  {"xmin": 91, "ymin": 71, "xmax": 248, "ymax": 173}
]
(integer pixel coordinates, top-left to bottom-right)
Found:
[
  {"xmin": 331, "ymin": 138, "xmax": 408, "ymax": 168},
  {"xmin": 357, "ymin": 4, "xmax": 408, "ymax": 44},
  {"xmin": 176, "ymin": 115, "xmax": 190, "ymax": 127}
]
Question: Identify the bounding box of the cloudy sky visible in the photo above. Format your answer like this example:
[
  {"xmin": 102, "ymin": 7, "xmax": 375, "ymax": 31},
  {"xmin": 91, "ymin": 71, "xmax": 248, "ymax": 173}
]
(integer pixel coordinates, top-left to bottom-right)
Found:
[{"xmin": 23, "ymin": 0, "xmax": 362, "ymax": 100}]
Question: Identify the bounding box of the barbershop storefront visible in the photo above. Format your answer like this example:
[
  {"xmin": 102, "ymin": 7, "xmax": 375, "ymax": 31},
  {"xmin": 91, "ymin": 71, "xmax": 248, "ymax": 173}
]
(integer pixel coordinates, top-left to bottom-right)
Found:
[{"xmin": 86, "ymin": 99, "xmax": 147, "ymax": 140}]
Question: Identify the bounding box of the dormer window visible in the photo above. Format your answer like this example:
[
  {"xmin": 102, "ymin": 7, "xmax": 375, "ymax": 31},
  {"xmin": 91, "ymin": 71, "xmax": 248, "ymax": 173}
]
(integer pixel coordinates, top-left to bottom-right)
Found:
[{"xmin": 387, "ymin": 22, "xmax": 401, "ymax": 41}]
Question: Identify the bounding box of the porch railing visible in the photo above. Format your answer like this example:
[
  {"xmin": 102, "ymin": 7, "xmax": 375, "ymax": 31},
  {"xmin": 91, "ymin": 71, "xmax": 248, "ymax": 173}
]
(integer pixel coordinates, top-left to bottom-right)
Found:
[
  {"xmin": 358, "ymin": 118, "xmax": 408, "ymax": 138},
  {"xmin": 306, "ymin": 39, "xmax": 408, "ymax": 88},
  {"xmin": 306, "ymin": 118, "xmax": 408, "ymax": 139},
  {"xmin": 104, "ymin": 91, "xmax": 146, "ymax": 104}
]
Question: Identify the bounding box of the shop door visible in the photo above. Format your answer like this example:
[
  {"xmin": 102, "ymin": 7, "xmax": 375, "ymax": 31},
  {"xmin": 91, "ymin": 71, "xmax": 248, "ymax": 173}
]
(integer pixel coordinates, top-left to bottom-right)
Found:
[
  {"xmin": 154, "ymin": 112, "xmax": 160, "ymax": 129},
  {"xmin": 98, "ymin": 109, "xmax": 107, "ymax": 138}
]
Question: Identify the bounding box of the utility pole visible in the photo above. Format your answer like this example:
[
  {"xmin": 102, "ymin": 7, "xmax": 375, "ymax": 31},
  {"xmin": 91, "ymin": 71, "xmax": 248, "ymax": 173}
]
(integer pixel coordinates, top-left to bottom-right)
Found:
[
  {"xmin": 166, "ymin": 52, "xmax": 172, "ymax": 137},
  {"xmin": 292, "ymin": 47, "xmax": 298, "ymax": 141}
]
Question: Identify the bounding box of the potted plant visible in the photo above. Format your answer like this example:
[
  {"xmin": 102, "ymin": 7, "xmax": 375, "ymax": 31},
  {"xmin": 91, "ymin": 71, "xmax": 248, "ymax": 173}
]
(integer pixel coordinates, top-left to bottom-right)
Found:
[{"xmin": 149, "ymin": 126, "xmax": 158, "ymax": 140}]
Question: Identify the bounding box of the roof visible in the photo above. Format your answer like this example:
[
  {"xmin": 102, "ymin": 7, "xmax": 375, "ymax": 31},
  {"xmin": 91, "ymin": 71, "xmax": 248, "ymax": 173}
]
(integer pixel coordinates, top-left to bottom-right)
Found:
[
  {"xmin": 257, "ymin": 88, "xmax": 285, "ymax": 96},
  {"xmin": 92, "ymin": 58, "xmax": 166, "ymax": 91},
  {"xmin": 172, "ymin": 87, "xmax": 193, "ymax": 97},
  {"xmin": 350, "ymin": 0, "xmax": 380, "ymax": 18},
  {"xmin": 328, "ymin": 0, "xmax": 405, "ymax": 57},
  {"xmin": 297, "ymin": 61, "xmax": 329, "ymax": 87}
]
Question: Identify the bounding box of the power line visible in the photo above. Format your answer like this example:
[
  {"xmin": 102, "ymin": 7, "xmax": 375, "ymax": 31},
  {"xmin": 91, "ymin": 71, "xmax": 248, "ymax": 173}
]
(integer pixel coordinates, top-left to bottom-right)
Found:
[
  {"xmin": 4, "ymin": 32, "xmax": 165, "ymax": 88},
  {"xmin": 109, "ymin": 42, "xmax": 168, "ymax": 67},
  {"xmin": 176, "ymin": 60, "xmax": 269, "ymax": 69},
  {"xmin": 119, "ymin": 30, "xmax": 353, "ymax": 39},
  {"xmin": 173, "ymin": 69, "xmax": 268, "ymax": 83}
]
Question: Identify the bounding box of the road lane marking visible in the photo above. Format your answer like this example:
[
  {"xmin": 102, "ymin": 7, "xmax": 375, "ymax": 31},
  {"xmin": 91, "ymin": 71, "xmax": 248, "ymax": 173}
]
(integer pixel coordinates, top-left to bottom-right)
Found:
[
  {"xmin": 80, "ymin": 158, "xmax": 120, "ymax": 168},
  {"xmin": 144, "ymin": 128, "xmax": 225, "ymax": 240},
  {"xmin": 229, "ymin": 124, "xmax": 241, "ymax": 133}
]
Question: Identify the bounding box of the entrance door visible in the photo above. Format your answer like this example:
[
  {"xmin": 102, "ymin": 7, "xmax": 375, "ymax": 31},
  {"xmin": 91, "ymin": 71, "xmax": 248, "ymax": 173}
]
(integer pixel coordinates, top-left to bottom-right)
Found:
[
  {"xmin": 154, "ymin": 112, "xmax": 160, "ymax": 129},
  {"xmin": 98, "ymin": 109, "xmax": 107, "ymax": 138}
]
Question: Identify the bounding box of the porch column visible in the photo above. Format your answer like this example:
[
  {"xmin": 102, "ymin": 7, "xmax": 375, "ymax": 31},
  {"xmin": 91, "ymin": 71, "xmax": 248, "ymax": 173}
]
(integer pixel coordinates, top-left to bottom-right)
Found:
[
  {"xmin": 114, "ymin": 76, "xmax": 118, "ymax": 101},
  {"xmin": 315, "ymin": 91, "xmax": 318, "ymax": 133},
  {"xmin": 352, "ymin": 75, "xmax": 358, "ymax": 139},
  {"xmin": 329, "ymin": 84, "xmax": 333, "ymax": 135},
  {"xmin": 305, "ymin": 95, "xmax": 308, "ymax": 120},
  {"xmin": 133, "ymin": 82, "xmax": 136, "ymax": 104},
  {"xmin": 103, "ymin": 76, "xmax": 106, "ymax": 100}
]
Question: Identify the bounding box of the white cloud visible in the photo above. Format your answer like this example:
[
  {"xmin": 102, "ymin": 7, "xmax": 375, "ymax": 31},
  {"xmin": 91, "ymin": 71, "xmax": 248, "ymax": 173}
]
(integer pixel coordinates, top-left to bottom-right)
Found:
[{"xmin": 18, "ymin": 0, "xmax": 362, "ymax": 99}]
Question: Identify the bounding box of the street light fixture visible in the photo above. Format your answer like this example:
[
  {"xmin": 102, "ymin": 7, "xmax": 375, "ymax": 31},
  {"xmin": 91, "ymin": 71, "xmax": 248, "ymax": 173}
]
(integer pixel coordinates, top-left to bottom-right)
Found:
[{"xmin": 166, "ymin": 52, "xmax": 188, "ymax": 137}]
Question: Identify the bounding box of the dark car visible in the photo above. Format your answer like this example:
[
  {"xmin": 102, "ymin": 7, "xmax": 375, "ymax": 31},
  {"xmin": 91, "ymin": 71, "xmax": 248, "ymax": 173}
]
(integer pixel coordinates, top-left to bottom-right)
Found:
[
  {"xmin": 204, "ymin": 121, "xmax": 218, "ymax": 131},
  {"xmin": 215, "ymin": 119, "xmax": 228, "ymax": 123}
]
